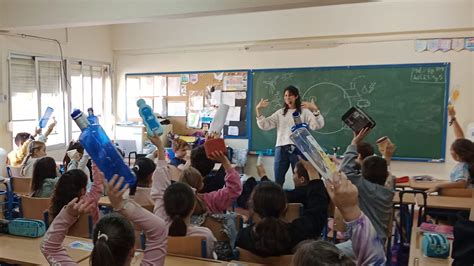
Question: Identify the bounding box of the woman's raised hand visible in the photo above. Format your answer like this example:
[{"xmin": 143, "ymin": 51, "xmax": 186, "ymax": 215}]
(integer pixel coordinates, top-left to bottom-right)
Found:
[
  {"xmin": 256, "ymin": 99, "xmax": 269, "ymax": 110},
  {"xmin": 302, "ymin": 99, "xmax": 319, "ymax": 112}
]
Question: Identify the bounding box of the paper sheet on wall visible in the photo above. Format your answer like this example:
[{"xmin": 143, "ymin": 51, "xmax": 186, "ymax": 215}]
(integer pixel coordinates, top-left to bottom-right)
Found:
[
  {"xmin": 414, "ymin": 40, "xmax": 427, "ymax": 52},
  {"xmin": 439, "ymin": 39, "xmax": 452, "ymax": 52},
  {"xmin": 227, "ymin": 106, "xmax": 241, "ymax": 121},
  {"xmin": 154, "ymin": 76, "xmax": 167, "ymax": 96},
  {"xmin": 235, "ymin": 92, "xmax": 246, "ymax": 99},
  {"xmin": 168, "ymin": 101, "xmax": 187, "ymax": 116},
  {"xmin": 214, "ymin": 72, "xmax": 224, "ymax": 81},
  {"xmin": 189, "ymin": 95, "xmax": 203, "ymax": 111},
  {"xmin": 181, "ymin": 74, "xmax": 190, "ymax": 84},
  {"xmin": 187, "ymin": 112, "xmax": 201, "ymax": 128},
  {"xmin": 211, "ymin": 90, "xmax": 222, "ymax": 105},
  {"xmin": 168, "ymin": 77, "xmax": 181, "ymax": 96},
  {"xmin": 223, "ymin": 75, "xmax": 245, "ymax": 91},
  {"xmin": 452, "ymin": 38, "xmax": 465, "ymax": 51},
  {"xmin": 189, "ymin": 74, "xmax": 199, "ymax": 84},
  {"xmin": 222, "ymin": 92, "xmax": 236, "ymax": 106},
  {"xmin": 228, "ymin": 126, "xmax": 239, "ymax": 136},
  {"xmin": 465, "ymin": 38, "xmax": 474, "ymax": 51},
  {"xmin": 427, "ymin": 39, "xmax": 440, "ymax": 52}
]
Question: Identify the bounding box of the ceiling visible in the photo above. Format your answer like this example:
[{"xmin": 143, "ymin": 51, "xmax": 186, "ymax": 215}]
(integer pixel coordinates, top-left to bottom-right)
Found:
[{"xmin": 0, "ymin": 0, "xmax": 373, "ymax": 31}]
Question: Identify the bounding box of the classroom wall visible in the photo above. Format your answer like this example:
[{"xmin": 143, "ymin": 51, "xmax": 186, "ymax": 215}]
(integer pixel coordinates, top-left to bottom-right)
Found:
[
  {"xmin": 112, "ymin": 1, "xmax": 474, "ymax": 188},
  {"xmin": 0, "ymin": 26, "xmax": 113, "ymax": 162}
]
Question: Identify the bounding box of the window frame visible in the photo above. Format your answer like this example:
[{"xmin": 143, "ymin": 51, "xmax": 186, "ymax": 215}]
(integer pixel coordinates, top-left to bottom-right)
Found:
[{"xmin": 8, "ymin": 53, "xmax": 112, "ymax": 149}]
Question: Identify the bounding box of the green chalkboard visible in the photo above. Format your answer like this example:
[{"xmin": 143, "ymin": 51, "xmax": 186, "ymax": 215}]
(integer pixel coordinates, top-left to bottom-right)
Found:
[{"xmin": 249, "ymin": 63, "xmax": 450, "ymax": 161}]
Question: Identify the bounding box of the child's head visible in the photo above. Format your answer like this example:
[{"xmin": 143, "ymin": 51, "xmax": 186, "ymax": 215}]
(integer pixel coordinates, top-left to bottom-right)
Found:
[
  {"xmin": 28, "ymin": 140, "xmax": 47, "ymax": 158},
  {"xmin": 131, "ymin": 157, "xmax": 156, "ymax": 188},
  {"xmin": 164, "ymin": 182, "xmax": 196, "ymax": 236},
  {"xmin": 179, "ymin": 166, "xmax": 204, "ymax": 191},
  {"xmin": 63, "ymin": 141, "xmax": 84, "ymax": 167},
  {"xmin": 361, "ymin": 155, "xmax": 389, "ymax": 186},
  {"xmin": 129, "ymin": 157, "xmax": 155, "ymax": 195},
  {"xmin": 190, "ymin": 145, "xmax": 215, "ymax": 177},
  {"xmin": 14, "ymin": 132, "xmax": 31, "ymax": 147},
  {"xmin": 31, "ymin": 157, "xmax": 58, "ymax": 197},
  {"xmin": 451, "ymin": 138, "xmax": 474, "ymax": 178},
  {"xmin": 49, "ymin": 169, "xmax": 88, "ymax": 220},
  {"xmin": 250, "ymin": 181, "xmax": 291, "ymax": 257},
  {"xmin": 91, "ymin": 213, "xmax": 135, "ymax": 266},
  {"xmin": 172, "ymin": 139, "xmax": 190, "ymax": 159},
  {"xmin": 292, "ymin": 240, "xmax": 354, "ymax": 266},
  {"xmin": 356, "ymin": 142, "xmax": 374, "ymax": 164},
  {"xmin": 293, "ymin": 161, "xmax": 310, "ymax": 188}
]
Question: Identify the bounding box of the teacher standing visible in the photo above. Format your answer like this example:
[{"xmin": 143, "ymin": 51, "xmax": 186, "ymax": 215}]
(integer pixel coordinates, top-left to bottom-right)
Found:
[{"xmin": 256, "ymin": 85, "xmax": 324, "ymax": 186}]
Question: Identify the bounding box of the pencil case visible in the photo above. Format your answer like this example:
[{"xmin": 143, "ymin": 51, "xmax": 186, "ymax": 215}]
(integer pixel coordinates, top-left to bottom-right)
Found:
[{"xmin": 8, "ymin": 218, "xmax": 46, "ymax": 238}]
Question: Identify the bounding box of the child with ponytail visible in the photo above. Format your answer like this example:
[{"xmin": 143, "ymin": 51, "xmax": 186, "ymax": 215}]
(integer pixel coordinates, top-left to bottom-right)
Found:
[
  {"xmin": 428, "ymin": 106, "xmax": 474, "ymax": 193},
  {"xmin": 149, "ymin": 135, "xmax": 216, "ymax": 258},
  {"xmin": 130, "ymin": 157, "xmax": 156, "ymax": 206},
  {"xmin": 21, "ymin": 140, "xmax": 47, "ymax": 177},
  {"xmin": 41, "ymin": 174, "xmax": 167, "ymax": 265}
]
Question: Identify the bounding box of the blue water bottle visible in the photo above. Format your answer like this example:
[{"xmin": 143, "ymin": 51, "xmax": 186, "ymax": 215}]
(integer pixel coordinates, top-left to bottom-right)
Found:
[
  {"xmin": 291, "ymin": 111, "xmax": 308, "ymax": 132},
  {"xmin": 39, "ymin": 107, "xmax": 54, "ymax": 128},
  {"xmin": 87, "ymin": 107, "xmax": 99, "ymax": 125},
  {"xmin": 71, "ymin": 109, "xmax": 136, "ymax": 186},
  {"xmin": 137, "ymin": 99, "xmax": 163, "ymax": 136}
]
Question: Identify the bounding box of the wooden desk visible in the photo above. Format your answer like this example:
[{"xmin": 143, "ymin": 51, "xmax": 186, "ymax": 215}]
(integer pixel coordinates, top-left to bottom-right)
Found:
[
  {"xmin": 408, "ymin": 228, "xmax": 453, "ymax": 266},
  {"xmin": 79, "ymin": 253, "xmax": 243, "ymax": 265},
  {"xmin": 416, "ymin": 195, "xmax": 473, "ymax": 211},
  {"xmin": 0, "ymin": 234, "xmax": 91, "ymax": 265},
  {"xmin": 393, "ymin": 191, "xmax": 416, "ymax": 205},
  {"xmin": 396, "ymin": 180, "xmax": 449, "ymax": 190}
]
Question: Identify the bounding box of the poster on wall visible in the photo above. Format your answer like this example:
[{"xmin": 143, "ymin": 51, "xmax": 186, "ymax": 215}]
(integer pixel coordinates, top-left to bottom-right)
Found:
[
  {"xmin": 465, "ymin": 38, "xmax": 474, "ymax": 51},
  {"xmin": 168, "ymin": 101, "xmax": 186, "ymax": 116},
  {"xmin": 168, "ymin": 77, "xmax": 181, "ymax": 96},
  {"xmin": 223, "ymin": 75, "xmax": 246, "ymax": 91}
]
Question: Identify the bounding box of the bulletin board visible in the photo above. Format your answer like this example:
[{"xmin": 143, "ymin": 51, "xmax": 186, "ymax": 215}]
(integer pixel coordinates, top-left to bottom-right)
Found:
[{"xmin": 126, "ymin": 70, "xmax": 249, "ymax": 138}]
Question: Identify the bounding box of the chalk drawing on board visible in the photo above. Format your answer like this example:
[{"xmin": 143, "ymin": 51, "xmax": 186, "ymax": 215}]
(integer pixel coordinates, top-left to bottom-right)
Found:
[{"xmin": 262, "ymin": 77, "xmax": 284, "ymax": 110}]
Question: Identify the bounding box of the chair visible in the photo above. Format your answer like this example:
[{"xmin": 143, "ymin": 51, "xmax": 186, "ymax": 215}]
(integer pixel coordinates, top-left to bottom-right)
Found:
[
  {"xmin": 237, "ymin": 247, "xmax": 294, "ymax": 266},
  {"xmin": 68, "ymin": 214, "xmax": 93, "ymax": 238},
  {"xmin": 167, "ymin": 164, "xmax": 182, "ymax": 182},
  {"xmin": 167, "ymin": 236, "xmax": 207, "ymax": 258},
  {"xmin": 7, "ymin": 166, "xmax": 32, "ymax": 195},
  {"xmin": 19, "ymin": 195, "xmax": 50, "ymax": 221}
]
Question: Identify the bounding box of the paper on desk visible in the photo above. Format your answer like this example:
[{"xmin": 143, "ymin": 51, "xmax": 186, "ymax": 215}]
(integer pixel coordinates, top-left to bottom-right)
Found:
[
  {"xmin": 69, "ymin": 241, "xmax": 94, "ymax": 251},
  {"xmin": 227, "ymin": 106, "xmax": 241, "ymax": 121}
]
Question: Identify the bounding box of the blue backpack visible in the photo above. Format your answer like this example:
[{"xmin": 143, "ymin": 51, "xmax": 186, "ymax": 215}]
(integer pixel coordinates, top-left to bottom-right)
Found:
[
  {"xmin": 8, "ymin": 218, "xmax": 46, "ymax": 238},
  {"xmin": 422, "ymin": 233, "xmax": 450, "ymax": 258}
]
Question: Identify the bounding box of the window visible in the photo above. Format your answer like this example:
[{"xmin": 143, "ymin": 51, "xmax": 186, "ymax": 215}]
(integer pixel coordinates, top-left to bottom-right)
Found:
[
  {"xmin": 125, "ymin": 75, "xmax": 170, "ymax": 121},
  {"xmin": 9, "ymin": 56, "xmax": 66, "ymax": 147},
  {"xmin": 69, "ymin": 62, "xmax": 112, "ymax": 140},
  {"xmin": 9, "ymin": 54, "xmax": 112, "ymax": 147}
]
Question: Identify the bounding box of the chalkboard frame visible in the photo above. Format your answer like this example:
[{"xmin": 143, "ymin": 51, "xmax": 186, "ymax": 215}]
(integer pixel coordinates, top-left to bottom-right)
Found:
[
  {"xmin": 248, "ymin": 62, "xmax": 451, "ymax": 162},
  {"xmin": 126, "ymin": 69, "xmax": 251, "ymax": 139}
]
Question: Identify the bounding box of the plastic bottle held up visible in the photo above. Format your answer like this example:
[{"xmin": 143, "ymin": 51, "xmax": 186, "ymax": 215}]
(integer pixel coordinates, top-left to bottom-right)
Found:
[
  {"xmin": 87, "ymin": 108, "xmax": 99, "ymax": 125},
  {"xmin": 71, "ymin": 109, "xmax": 136, "ymax": 186},
  {"xmin": 137, "ymin": 99, "xmax": 163, "ymax": 136},
  {"xmin": 39, "ymin": 107, "xmax": 54, "ymax": 129},
  {"xmin": 291, "ymin": 111, "xmax": 308, "ymax": 132}
]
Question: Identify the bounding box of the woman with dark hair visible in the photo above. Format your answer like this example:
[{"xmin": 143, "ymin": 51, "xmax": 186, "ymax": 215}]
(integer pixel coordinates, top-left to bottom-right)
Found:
[{"xmin": 256, "ymin": 85, "xmax": 324, "ymax": 186}]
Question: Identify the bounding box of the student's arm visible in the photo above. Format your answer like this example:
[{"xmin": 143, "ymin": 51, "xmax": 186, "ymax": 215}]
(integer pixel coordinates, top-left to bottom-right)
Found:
[
  {"xmin": 339, "ymin": 128, "xmax": 371, "ymax": 176},
  {"xmin": 256, "ymin": 105, "xmax": 279, "ymax": 131},
  {"xmin": 82, "ymin": 165, "xmax": 105, "ymax": 223},
  {"xmin": 150, "ymin": 159, "xmax": 171, "ymax": 220},
  {"xmin": 326, "ymin": 171, "xmax": 385, "ymax": 265},
  {"xmin": 427, "ymin": 180, "xmax": 468, "ymax": 194},
  {"xmin": 449, "ymin": 106, "xmax": 465, "ymax": 139},
  {"xmin": 41, "ymin": 198, "xmax": 95, "ymax": 265},
  {"xmin": 107, "ymin": 176, "xmax": 167, "ymax": 265},
  {"xmin": 148, "ymin": 135, "xmax": 166, "ymax": 161},
  {"xmin": 202, "ymin": 151, "xmax": 243, "ymax": 213}
]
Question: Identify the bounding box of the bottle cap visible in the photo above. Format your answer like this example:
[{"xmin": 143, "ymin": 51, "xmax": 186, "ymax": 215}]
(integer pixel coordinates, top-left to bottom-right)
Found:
[
  {"xmin": 71, "ymin": 109, "xmax": 83, "ymax": 120},
  {"xmin": 136, "ymin": 99, "xmax": 146, "ymax": 107}
]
